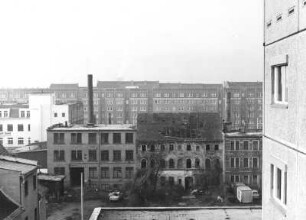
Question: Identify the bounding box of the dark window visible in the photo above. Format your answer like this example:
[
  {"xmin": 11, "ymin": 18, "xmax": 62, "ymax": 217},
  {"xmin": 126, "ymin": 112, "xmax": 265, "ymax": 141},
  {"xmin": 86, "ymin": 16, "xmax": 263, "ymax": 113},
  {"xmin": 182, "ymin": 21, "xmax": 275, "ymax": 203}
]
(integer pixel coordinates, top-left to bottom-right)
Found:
[
  {"xmin": 28, "ymin": 124, "xmax": 30, "ymax": 131},
  {"xmin": 18, "ymin": 124, "xmax": 23, "ymax": 131},
  {"xmin": 141, "ymin": 145, "xmax": 146, "ymax": 151},
  {"xmin": 150, "ymin": 159, "xmax": 155, "ymax": 168},
  {"xmin": 113, "ymin": 167, "xmax": 122, "ymax": 178},
  {"xmin": 169, "ymin": 144, "xmax": 174, "ymax": 151},
  {"xmin": 253, "ymin": 158, "xmax": 258, "ymax": 168},
  {"xmin": 54, "ymin": 150, "xmax": 65, "ymax": 161},
  {"xmin": 195, "ymin": 158, "xmax": 200, "ymax": 168},
  {"xmin": 169, "ymin": 177, "xmax": 174, "ymax": 186},
  {"xmin": 0, "ymin": 124, "xmax": 2, "ymax": 132},
  {"xmin": 253, "ymin": 175, "xmax": 258, "ymax": 185},
  {"xmin": 71, "ymin": 150, "xmax": 82, "ymax": 161},
  {"xmin": 7, "ymin": 124, "xmax": 13, "ymax": 132},
  {"xmin": 113, "ymin": 133, "xmax": 121, "ymax": 144},
  {"xmin": 113, "ymin": 150, "xmax": 121, "ymax": 161},
  {"xmin": 206, "ymin": 144, "xmax": 210, "ymax": 151},
  {"xmin": 235, "ymin": 158, "xmax": 240, "ymax": 168},
  {"xmin": 54, "ymin": 133, "xmax": 65, "ymax": 144},
  {"xmin": 235, "ymin": 141, "xmax": 240, "ymax": 150},
  {"xmin": 231, "ymin": 158, "xmax": 235, "ymax": 168},
  {"xmin": 101, "ymin": 167, "xmax": 110, "ymax": 179},
  {"xmin": 196, "ymin": 145, "xmax": 200, "ymax": 151},
  {"xmin": 231, "ymin": 175, "xmax": 235, "ymax": 182},
  {"xmin": 18, "ymin": 138, "xmax": 24, "ymax": 145},
  {"xmin": 89, "ymin": 167, "xmax": 98, "ymax": 179},
  {"xmin": 54, "ymin": 113, "xmax": 57, "ymax": 117},
  {"xmin": 125, "ymin": 167, "xmax": 134, "ymax": 179},
  {"xmin": 253, "ymin": 141, "xmax": 259, "ymax": 151},
  {"xmin": 54, "ymin": 167, "xmax": 65, "ymax": 175},
  {"xmin": 150, "ymin": 145, "xmax": 155, "ymax": 152},
  {"xmin": 24, "ymin": 180, "xmax": 28, "ymax": 196},
  {"xmin": 277, "ymin": 168, "xmax": 282, "ymax": 200},
  {"xmin": 125, "ymin": 150, "xmax": 133, "ymax": 161},
  {"xmin": 125, "ymin": 133, "xmax": 134, "ymax": 144},
  {"xmin": 101, "ymin": 150, "xmax": 109, "ymax": 161},
  {"xmin": 230, "ymin": 141, "xmax": 235, "ymax": 150},
  {"xmin": 235, "ymin": 175, "xmax": 240, "ymax": 182},
  {"xmin": 215, "ymin": 145, "xmax": 219, "ymax": 150},
  {"xmin": 205, "ymin": 159, "xmax": 211, "ymax": 169},
  {"xmin": 62, "ymin": 113, "xmax": 65, "ymax": 117},
  {"xmin": 187, "ymin": 144, "xmax": 191, "ymax": 151},
  {"xmin": 88, "ymin": 150, "xmax": 97, "ymax": 161},
  {"xmin": 243, "ymin": 158, "xmax": 249, "ymax": 168},
  {"xmin": 71, "ymin": 133, "xmax": 82, "ymax": 144},
  {"xmin": 33, "ymin": 175, "xmax": 37, "ymax": 190},
  {"xmin": 169, "ymin": 159, "xmax": 175, "ymax": 168},
  {"xmin": 141, "ymin": 159, "xmax": 147, "ymax": 168},
  {"xmin": 88, "ymin": 133, "xmax": 97, "ymax": 144},
  {"xmin": 34, "ymin": 208, "xmax": 38, "ymax": 220},
  {"xmin": 186, "ymin": 159, "xmax": 192, "ymax": 168},
  {"xmin": 101, "ymin": 133, "xmax": 109, "ymax": 144},
  {"xmin": 244, "ymin": 141, "xmax": 249, "ymax": 150},
  {"xmin": 160, "ymin": 159, "xmax": 166, "ymax": 168}
]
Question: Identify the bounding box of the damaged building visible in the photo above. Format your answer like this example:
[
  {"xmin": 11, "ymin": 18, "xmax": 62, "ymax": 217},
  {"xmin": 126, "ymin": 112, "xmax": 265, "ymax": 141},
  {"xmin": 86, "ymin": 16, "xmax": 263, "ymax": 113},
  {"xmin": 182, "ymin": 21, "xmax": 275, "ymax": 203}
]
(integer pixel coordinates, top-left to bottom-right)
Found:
[{"xmin": 136, "ymin": 113, "xmax": 223, "ymax": 190}]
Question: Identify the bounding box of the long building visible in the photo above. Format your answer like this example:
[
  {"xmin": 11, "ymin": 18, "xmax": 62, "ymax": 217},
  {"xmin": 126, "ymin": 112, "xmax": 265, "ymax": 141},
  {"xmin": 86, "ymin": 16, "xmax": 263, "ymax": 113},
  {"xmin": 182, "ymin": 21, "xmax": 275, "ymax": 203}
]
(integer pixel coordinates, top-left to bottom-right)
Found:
[{"xmin": 263, "ymin": 0, "xmax": 306, "ymax": 219}]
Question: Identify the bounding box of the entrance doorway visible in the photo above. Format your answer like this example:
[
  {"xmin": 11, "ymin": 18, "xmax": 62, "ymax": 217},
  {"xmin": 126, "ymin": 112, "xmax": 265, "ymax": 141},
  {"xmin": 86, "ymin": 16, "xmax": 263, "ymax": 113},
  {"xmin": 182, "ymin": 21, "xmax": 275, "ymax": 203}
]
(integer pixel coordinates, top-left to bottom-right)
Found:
[
  {"xmin": 70, "ymin": 167, "xmax": 84, "ymax": 187},
  {"xmin": 185, "ymin": 177, "xmax": 193, "ymax": 190}
]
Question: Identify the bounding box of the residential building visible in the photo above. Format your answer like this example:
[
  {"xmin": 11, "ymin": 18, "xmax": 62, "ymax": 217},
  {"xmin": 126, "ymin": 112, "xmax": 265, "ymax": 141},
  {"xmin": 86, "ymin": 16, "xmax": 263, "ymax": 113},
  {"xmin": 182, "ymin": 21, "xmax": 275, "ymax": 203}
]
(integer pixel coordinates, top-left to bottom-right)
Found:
[
  {"xmin": 47, "ymin": 124, "xmax": 137, "ymax": 190},
  {"xmin": 0, "ymin": 155, "xmax": 46, "ymax": 220},
  {"xmin": 223, "ymin": 131, "xmax": 262, "ymax": 189},
  {"xmin": 224, "ymin": 81, "xmax": 262, "ymax": 131},
  {"xmin": 263, "ymin": 0, "xmax": 306, "ymax": 219},
  {"xmin": 136, "ymin": 113, "xmax": 223, "ymax": 190}
]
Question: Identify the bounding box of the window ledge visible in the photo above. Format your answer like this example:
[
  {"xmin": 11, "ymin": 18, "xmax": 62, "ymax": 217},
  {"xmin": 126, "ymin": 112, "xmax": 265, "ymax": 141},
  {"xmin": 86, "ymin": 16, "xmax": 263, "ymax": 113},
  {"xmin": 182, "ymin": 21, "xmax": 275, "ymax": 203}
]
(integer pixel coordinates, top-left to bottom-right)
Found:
[
  {"xmin": 271, "ymin": 103, "xmax": 288, "ymax": 109},
  {"xmin": 270, "ymin": 197, "xmax": 287, "ymax": 217}
]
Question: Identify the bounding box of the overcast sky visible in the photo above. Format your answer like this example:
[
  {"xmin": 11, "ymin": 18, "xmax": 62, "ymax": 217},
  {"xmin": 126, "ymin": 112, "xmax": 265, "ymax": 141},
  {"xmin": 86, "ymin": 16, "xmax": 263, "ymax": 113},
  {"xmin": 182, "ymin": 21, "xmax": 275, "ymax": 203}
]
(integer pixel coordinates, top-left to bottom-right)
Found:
[{"xmin": 0, "ymin": 0, "xmax": 263, "ymax": 88}]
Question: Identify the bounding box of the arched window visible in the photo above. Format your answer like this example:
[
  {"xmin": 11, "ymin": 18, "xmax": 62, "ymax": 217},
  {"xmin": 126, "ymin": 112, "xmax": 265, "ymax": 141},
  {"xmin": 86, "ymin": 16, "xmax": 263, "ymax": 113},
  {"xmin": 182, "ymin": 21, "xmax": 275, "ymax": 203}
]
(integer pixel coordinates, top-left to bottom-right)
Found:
[
  {"xmin": 177, "ymin": 159, "xmax": 183, "ymax": 168},
  {"xmin": 150, "ymin": 159, "xmax": 155, "ymax": 168},
  {"xmin": 186, "ymin": 159, "xmax": 192, "ymax": 168},
  {"xmin": 205, "ymin": 159, "xmax": 211, "ymax": 169},
  {"xmin": 141, "ymin": 159, "xmax": 147, "ymax": 169},
  {"xmin": 169, "ymin": 159, "xmax": 175, "ymax": 168},
  {"xmin": 160, "ymin": 159, "xmax": 166, "ymax": 168},
  {"xmin": 195, "ymin": 158, "xmax": 200, "ymax": 168}
]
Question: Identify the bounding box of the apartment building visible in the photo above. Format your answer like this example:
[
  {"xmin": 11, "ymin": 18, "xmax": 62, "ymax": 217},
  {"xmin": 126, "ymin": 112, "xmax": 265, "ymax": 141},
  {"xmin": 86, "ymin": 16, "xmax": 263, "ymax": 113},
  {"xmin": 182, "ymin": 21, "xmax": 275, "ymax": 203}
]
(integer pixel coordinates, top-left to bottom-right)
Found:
[
  {"xmin": 47, "ymin": 124, "xmax": 137, "ymax": 190},
  {"xmin": 223, "ymin": 132, "xmax": 262, "ymax": 189},
  {"xmin": 136, "ymin": 113, "xmax": 223, "ymax": 190},
  {"xmin": 263, "ymin": 0, "xmax": 306, "ymax": 219},
  {"xmin": 224, "ymin": 81, "xmax": 262, "ymax": 131},
  {"xmin": 0, "ymin": 155, "xmax": 46, "ymax": 220}
]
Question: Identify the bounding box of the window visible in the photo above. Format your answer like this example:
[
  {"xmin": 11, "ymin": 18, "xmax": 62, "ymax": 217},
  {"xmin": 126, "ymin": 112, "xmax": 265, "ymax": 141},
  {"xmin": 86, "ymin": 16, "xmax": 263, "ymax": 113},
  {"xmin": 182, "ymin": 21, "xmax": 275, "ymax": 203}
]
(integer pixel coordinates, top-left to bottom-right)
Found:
[
  {"xmin": 8, "ymin": 138, "xmax": 13, "ymax": 145},
  {"xmin": 125, "ymin": 167, "xmax": 134, "ymax": 179},
  {"xmin": 169, "ymin": 144, "xmax": 174, "ymax": 151},
  {"xmin": 125, "ymin": 150, "xmax": 133, "ymax": 161},
  {"xmin": 205, "ymin": 159, "xmax": 211, "ymax": 169},
  {"xmin": 235, "ymin": 141, "xmax": 240, "ymax": 150},
  {"xmin": 101, "ymin": 133, "xmax": 109, "ymax": 144},
  {"xmin": 101, "ymin": 150, "xmax": 109, "ymax": 161},
  {"xmin": 160, "ymin": 144, "xmax": 165, "ymax": 151},
  {"xmin": 89, "ymin": 167, "xmax": 98, "ymax": 179},
  {"xmin": 28, "ymin": 124, "xmax": 30, "ymax": 131},
  {"xmin": 196, "ymin": 145, "xmax": 200, "ymax": 151},
  {"xmin": 243, "ymin": 175, "xmax": 249, "ymax": 184},
  {"xmin": 235, "ymin": 175, "xmax": 240, "ymax": 182},
  {"xmin": 195, "ymin": 158, "xmax": 200, "ymax": 168},
  {"xmin": 125, "ymin": 133, "xmax": 134, "ymax": 144},
  {"xmin": 101, "ymin": 167, "xmax": 110, "ymax": 179},
  {"xmin": 88, "ymin": 133, "xmax": 97, "ymax": 144},
  {"xmin": 113, "ymin": 133, "xmax": 121, "ymax": 144},
  {"xmin": 71, "ymin": 133, "xmax": 82, "ymax": 144},
  {"xmin": 230, "ymin": 141, "xmax": 234, "ymax": 150},
  {"xmin": 231, "ymin": 158, "xmax": 235, "ymax": 168},
  {"xmin": 54, "ymin": 150, "xmax": 65, "ymax": 161},
  {"xmin": 54, "ymin": 133, "xmax": 65, "ymax": 144},
  {"xmin": 186, "ymin": 159, "xmax": 192, "ymax": 168},
  {"xmin": 253, "ymin": 158, "xmax": 258, "ymax": 168},
  {"xmin": 276, "ymin": 14, "xmax": 282, "ymax": 22},
  {"xmin": 288, "ymin": 7, "xmax": 295, "ymax": 16},
  {"xmin": 141, "ymin": 159, "xmax": 147, "ymax": 168},
  {"xmin": 7, "ymin": 124, "xmax": 13, "ymax": 132},
  {"xmin": 187, "ymin": 144, "xmax": 191, "ymax": 151},
  {"xmin": 253, "ymin": 175, "xmax": 258, "ymax": 185},
  {"xmin": 141, "ymin": 144, "xmax": 146, "ymax": 151},
  {"xmin": 0, "ymin": 124, "xmax": 2, "ymax": 132},
  {"xmin": 160, "ymin": 159, "xmax": 166, "ymax": 168},
  {"xmin": 54, "ymin": 113, "xmax": 58, "ymax": 117},
  {"xmin": 71, "ymin": 150, "xmax": 82, "ymax": 161},
  {"xmin": 169, "ymin": 177, "xmax": 174, "ymax": 186},
  {"xmin": 4, "ymin": 111, "xmax": 8, "ymax": 118},
  {"xmin": 62, "ymin": 113, "xmax": 65, "ymax": 117},
  {"xmin": 215, "ymin": 145, "xmax": 219, "ymax": 151},
  {"xmin": 150, "ymin": 159, "xmax": 155, "ymax": 168},
  {"xmin": 113, "ymin": 167, "xmax": 122, "ymax": 178},
  {"xmin": 272, "ymin": 65, "xmax": 288, "ymax": 104},
  {"xmin": 243, "ymin": 158, "xmax": 249, "ymax": 168},
  {"xmin": 169, "ymin": 159, "xmax": 175, "ymax": 168},
  {"xmin": 206, "ymin": 145, "xmax": 210, "ymax": 151},
  {"xmin": 21, "ymin": 111, "xmax": 25, "ymax": 117},
  {"xmin": 150, "ymin": 145, "xmax": 155, "ymax": 152},
  {"xmin": 18, "ymin": 124, "xmax": 23, "ymax": 131},
  {"xmin": 160, "ymin": 176, "xmax": 166, "ymax": 186},
  {"xmin": 277, "ymin": 168, "xmax": 282, "ymax": 200},
  {"xmin": 0, "ymin": 138, "xmax": 2, "ymax": 145},
  {"xmin": 54, "ymin": 167, "xmax": 65, "ymax": 175},
  {"xmin": 18, "ymin": 138, "xmax": 24, "ymax": 145},
  {"xmin": 235, "ymin": 158, "xmax": 240, "ymax": 168},
  {"xmin": 113, "ymin": 150, "xmax": 121, "ymax": 161},
  {"xmin": 243, "ymin": 141, "xmax": 249, "ymax": 150},
  {"xmin": 33, "ymin": 175, "xmax": 37, "ymax": 190},
  {"xmin": 88, "ymin": 150, "xmax": 97, "ymax": 161},
  {"xmin": 24, "ymin": 180, "xmax": 28, "ymax": 196},
  {"xmin": 253, "ymin": 141, "xmax": 259, "ymax": 151}
]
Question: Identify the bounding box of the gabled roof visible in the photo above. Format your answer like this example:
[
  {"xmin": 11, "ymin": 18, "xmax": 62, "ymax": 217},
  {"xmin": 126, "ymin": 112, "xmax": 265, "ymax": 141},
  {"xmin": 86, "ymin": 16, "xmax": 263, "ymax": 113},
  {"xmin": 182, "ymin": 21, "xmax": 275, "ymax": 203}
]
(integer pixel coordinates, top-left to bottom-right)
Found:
[
  {"xmin": 0, "ymin": 155, "xmax": 37, "ymax": 174},
  {"xmin": 0, "ymin": 188, "xmax": 23, "ymax": 220}
]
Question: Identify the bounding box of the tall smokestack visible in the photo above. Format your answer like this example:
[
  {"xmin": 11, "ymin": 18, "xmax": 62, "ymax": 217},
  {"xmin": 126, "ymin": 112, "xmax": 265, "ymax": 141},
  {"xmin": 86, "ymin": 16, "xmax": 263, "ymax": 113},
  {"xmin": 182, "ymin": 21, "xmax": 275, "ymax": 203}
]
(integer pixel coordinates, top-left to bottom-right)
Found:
[{"xmin": 87, "ymin": 74, "xmax": 94, "ymax": 125}]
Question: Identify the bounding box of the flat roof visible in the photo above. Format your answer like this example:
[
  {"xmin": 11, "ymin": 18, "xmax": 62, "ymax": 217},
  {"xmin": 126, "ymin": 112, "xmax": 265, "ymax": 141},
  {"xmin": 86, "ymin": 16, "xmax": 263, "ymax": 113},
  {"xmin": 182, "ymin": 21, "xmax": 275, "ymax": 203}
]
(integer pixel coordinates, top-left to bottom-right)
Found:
[
  {"xmin": 0, "ymin": 155, "xmax": 37, "ymax": 174},
  {"xmin": 48, "ymin": 124, "xmax": 136, "ymax": 132},
  {"xmin": 38, "ymin": 174, "xmax": 65, "ymax": 181}
]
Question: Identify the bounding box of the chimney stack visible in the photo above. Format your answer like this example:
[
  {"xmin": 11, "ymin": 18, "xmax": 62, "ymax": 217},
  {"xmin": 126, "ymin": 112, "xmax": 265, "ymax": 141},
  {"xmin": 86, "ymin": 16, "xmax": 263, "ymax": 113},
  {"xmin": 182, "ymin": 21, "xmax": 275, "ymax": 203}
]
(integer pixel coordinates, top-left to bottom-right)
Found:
[{"xmin": 87, "ymin": 74, "xmax": 94, "ymax": 126}]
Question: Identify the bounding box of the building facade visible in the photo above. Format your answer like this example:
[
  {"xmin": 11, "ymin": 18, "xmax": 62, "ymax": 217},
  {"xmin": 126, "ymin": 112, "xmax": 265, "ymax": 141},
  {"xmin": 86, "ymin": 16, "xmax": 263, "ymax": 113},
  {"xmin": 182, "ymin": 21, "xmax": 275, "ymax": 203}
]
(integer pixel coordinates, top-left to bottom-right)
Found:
[
  {"xmin": 47, "ymin": 124, "xmax": 137, "ymax": 190},
  {"xmin": 263, "ymin": 0, "xmax": 306, "ymax": 219},
  {"xmin": 223, "ymin": 132, "xmax": 262, "ymax": 189},
  {"xmin": 136, "ymin": 113, "xmax": 224, "ymax": 190}
]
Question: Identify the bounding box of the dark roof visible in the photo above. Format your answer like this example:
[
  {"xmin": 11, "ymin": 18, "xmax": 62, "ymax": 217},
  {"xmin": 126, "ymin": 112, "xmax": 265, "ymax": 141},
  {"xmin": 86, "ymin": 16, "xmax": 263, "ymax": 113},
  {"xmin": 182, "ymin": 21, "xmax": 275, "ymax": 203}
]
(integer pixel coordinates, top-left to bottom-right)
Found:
[
  {"xmin": 50, "ymin": 84, "xmax": 79, "ymax": 90},
  {"xmin": 14, "ymin": 150, "xmax": 47, "ymax": 168},
  {"xmin": 0, "ymin": 189, "xmax": 23, "ymax": 220},
  {"xmin": 0, "ymin": 144, "xmax": 10, "ymax": 156},
  {"xmin": 137, "ymin": 113, "xmax": 223, "ymax": 143}
]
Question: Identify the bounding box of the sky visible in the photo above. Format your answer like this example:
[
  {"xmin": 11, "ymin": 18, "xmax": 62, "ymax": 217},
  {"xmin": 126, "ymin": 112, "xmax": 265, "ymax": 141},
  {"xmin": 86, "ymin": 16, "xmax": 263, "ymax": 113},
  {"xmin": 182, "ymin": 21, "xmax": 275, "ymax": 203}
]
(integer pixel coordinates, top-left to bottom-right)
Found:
[{"xmin": 0, "ymin": 0, "xmax": 263, "ymax": 88}]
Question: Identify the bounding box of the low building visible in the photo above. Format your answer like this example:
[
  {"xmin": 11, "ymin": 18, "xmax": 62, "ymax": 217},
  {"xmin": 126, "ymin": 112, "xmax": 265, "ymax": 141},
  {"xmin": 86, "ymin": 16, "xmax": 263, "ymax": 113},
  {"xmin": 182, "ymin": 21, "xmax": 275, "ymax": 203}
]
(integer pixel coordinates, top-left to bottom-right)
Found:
[
  {"xmin": 47, "ymin": 124, "xmax": 137, "ymax": 190},
  {"xmin": 0, "ymin": 155, "xmax": 46, "ymax": 220},
  {"xmin": 136, "ymin": 113, "xmax": 223, "ymax": 190},
  {"xmin": 223, "ymin": 131, "xmax": 262, "ymax": 189}
]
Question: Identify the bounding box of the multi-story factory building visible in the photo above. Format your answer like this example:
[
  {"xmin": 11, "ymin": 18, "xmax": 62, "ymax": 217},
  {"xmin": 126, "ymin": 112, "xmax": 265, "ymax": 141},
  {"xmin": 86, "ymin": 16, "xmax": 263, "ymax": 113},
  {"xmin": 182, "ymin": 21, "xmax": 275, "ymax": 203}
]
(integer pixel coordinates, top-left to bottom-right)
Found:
[
  {"xmin": 47, "ymin": 124, "xmax": 137, "ymax": 190},
  {"xmin": 136, "ymin": 113, "xmax": 223, "ymax": 190}
]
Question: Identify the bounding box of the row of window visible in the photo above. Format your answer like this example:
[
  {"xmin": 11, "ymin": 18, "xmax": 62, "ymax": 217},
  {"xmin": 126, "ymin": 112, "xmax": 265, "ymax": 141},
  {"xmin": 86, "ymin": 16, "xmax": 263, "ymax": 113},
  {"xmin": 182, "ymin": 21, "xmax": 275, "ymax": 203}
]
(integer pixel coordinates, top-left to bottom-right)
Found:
[
  {"xmin": 0, "ymin": 124, "xmax": 30, "ymax": 132},
  {"xmin": 230, "ymin": 157, "xmax": 259, "ymax": 169},
  {"xmin": 54, "ymin": 112, "xmax": 66, "ymax": 117},
  {"xmin": 230, "ymin": 174, "xmax": 259, "ymax": 185},
  {"xmin": 54, "ymin": 150, "xmax": 134, "ymax": 162},
  {"xmin": 141, "ymin": 158, "xmax": 219, "ymax": 170},
  {"xmin": 0, "ymin": 137, "xmax": 30, "ymax": 145},
  {"xmin": 54, "ymin": 166, "xmax": 134, "ymax": 179},
  {"xmin": 154, "ymin": 106, "xmax": 218, "ymax": 112},
  {"xmin": 154, "ymin": 92, "xmax": 217, "ymax": 98},
  {"xmin": 229, "ymin": 140, "xmax": 260, "ymax": 151},
  {"xmin": 154, "ymin": 99, "xmax": 218, "ymax": 105},
  {"xmin": 141, "ymin": 144, "xmax": 220, "ymax": 152},
  {"xmin": 53, "ymin": 132, "xmax": 134, "ymax": 145}
]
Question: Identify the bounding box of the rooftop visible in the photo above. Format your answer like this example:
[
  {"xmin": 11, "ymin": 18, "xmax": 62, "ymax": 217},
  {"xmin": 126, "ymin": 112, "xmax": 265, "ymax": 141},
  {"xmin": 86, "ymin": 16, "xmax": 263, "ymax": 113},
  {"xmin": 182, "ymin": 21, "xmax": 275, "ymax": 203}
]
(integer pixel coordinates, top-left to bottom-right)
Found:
[
  {"xmin": 0, "ymin": 155, "xmax": 37, "ymax": 174},
  {"xmin": 224, "ymin": 131, "xmax": 262, "ymax": 138},
  {"xmin": 0, "ymin": 144, "xmax": 10, "ymax": 156},
  {"xmin": 38, "ymin": 174, "xmax": 65, "ymax": 182},
  {"xmin": 0, "ymin": 188, "xmax": 23, "ymax": 220},
  {"xmin": 48, "ymin": 124, "xmax": 136, "ymax": 132}
]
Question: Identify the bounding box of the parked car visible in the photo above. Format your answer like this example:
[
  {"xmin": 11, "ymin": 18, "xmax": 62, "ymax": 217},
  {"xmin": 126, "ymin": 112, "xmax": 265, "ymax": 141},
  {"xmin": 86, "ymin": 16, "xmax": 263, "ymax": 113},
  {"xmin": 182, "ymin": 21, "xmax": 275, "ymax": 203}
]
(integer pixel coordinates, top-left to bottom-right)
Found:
[
  {"xmin": 252, "ymin": 190, "xmax": 260, "ymax": 200},
  {"xmin": 108, "ymin": 190, "xmax": 124, "ymax": 202}
]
